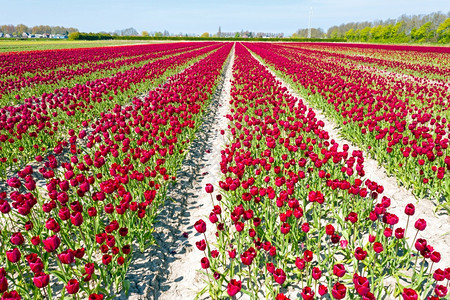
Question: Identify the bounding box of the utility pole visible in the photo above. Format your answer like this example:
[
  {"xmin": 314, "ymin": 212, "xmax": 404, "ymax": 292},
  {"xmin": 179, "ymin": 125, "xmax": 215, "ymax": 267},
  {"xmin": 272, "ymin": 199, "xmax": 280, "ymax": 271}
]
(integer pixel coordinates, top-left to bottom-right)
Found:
[{"xmin": 307, "ymin": 7, "xmax": 313, "ymax": 39}]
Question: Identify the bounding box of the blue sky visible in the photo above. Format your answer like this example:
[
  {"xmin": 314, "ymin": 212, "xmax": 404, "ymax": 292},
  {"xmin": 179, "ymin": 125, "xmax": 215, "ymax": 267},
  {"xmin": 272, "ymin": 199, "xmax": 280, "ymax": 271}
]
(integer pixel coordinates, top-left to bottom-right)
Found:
[{"xmin": 0, "ymin": 0, "xmax": 447, "ymax": 34}]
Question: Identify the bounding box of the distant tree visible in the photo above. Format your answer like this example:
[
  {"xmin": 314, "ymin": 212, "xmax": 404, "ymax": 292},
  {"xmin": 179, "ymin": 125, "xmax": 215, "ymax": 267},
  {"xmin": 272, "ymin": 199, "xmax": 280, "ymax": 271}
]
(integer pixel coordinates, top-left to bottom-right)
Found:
[
  {"xmin": 410, "ymin": 27, "xmax": 418, "ymax": 41},
  {"xmin": 380, "ymin": 24, "xmax": 393, "ymax": 40},
  {"xmin": 322, "ymin": 11, "xmax": 449, "ymax": 43},
  {"xmin": 16, "ymin": 24, "xmax": 29, "ymax": 35},
  {"xmin": 142, "ymin": 31, "xmax": 149, "ymax": 37},
  {"xmin": 201, "ymin": 32, "xmax": 209, "ymax": 38},
  {"xmin": 122, "ymin": 27, "xmax": 138, "ymax": 36},
  {"xmin": 354, "ymin": 29, "xmax": 360, "ymax": 40},
  {"xmin": 437, "ymin": 17, "xmax": 450, "ymax": 43},
  {"xmin": 234, "ymin": 32, "xmax": 240, "ymax": 38},
  {"xmin": 68, "ymin": 32, "xmax": 80, "ymax": 40},
  {"xmin": 0, "ymin": 24, "xmax": 77, "ymax": 36},
  {"xmin": 330, "ymin": 29, "xmax": 339, "ymax": 39},
  {"xmin": 1, "ymin": 24, "xmax": 14, "ymax": 34},
  {"xmin": 370, "ymin": 25, "xmax": 383, "ymax": 40},
  {"xmin": 359, "ymin": 27, "xmax": 371, "ymax": 41},
  {"xmin": 154, "ymin": 32, "xmax": 163, "ymax": 37},
  {"xmin": 345, "ymin": 28, "xmax": 355, "ymax": 40},
  {"xmin": 295, "ymin": 28, "xmax": 324, "ymax": 38},
  {"xmin": 327, "ymin": 26, "xmax": 339, "ymax": 38},
  {"xmin": 390, "ymin": 21, "xmax": 405, "ymax": 41},
  {"xmin": 414, "ymin": 21, "xmax": 432, "ymax": 41}
]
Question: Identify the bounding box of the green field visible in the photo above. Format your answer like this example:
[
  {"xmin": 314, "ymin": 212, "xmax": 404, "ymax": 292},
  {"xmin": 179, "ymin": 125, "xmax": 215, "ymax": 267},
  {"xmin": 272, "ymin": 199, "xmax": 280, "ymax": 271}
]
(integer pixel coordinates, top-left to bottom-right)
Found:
[{"xmin": 0, "ymin": 39, "xmax": 161, "ymax": 52}]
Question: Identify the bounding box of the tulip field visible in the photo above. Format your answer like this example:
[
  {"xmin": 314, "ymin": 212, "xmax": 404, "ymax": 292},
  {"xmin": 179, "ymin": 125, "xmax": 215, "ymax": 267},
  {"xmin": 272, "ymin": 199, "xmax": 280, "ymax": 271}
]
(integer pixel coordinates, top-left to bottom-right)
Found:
[{"xmin": 0, "ymin": 41, "xmax": 448, "ymax": 299}]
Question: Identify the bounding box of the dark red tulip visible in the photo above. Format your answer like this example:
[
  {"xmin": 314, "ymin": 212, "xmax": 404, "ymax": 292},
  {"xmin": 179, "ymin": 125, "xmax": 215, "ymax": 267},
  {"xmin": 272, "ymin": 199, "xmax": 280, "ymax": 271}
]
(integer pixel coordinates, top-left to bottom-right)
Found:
[
  {"xmin": 415, "ymin": 238, "xmax": 427, "ymax": 251},
  {"xmin": 10, "ymin": 232, "xmax": 24, "ymax": 246},
  {"xmin": 332, "ymin": 282, "xmax": 347, "ymax": 299},
  {"xmin": 318, "ymin": 285, "xmax": 328, "ymax": 296},
  {"xmin": 89, "ymin": 294, "xmax": 104, "ymax": 300},
  {"xmin": 194, "ymin": 219, "xmax": 206, "ymax": 233},
  {"xmin": 395, "ymin": 228, "xmax": 405, "ymax": 239},
  {"xmin": 373, "ymin": 242, "xmax": 384, "ymax": 253},
  {"xmin": 6, "ymin": 248, "xmax": 21, "ymax": 263},
  {"xmin": 274, "ymin": 268, "xmax": 286, "ymax": 284},
  {"xmin": 0, "ymin": 273, "xmax": 7, "ymax": 293},
  {"xmin": 200, "ymin": 257, "xmax": 210, "ymax": 269},
  {"xmin": 405, "ymin": 203, "xmax": 415, "ymax": 215},
  {"xmin": 301, "ymin": 286, "xmax": 314, "ymax": 300},
  {"xmin": 33, "ymin": 272, "xmax": 49, "ymax": 288},
  {"xmin": 227, "ymin": 279, "xmax": 242, "ymax": 297},
  {"xmin": 333, "ymin": 264, "xmax": 346, "ymax": 277},
  {"xmin": 354, "ymin": 247, "xmax": 367, "ymax": 261},
  {"xmin": 435, "ymin": 285, "xmax": 447, "ymax": 297},
  {"xmin": 70, "ymin": 211, "xmax": 83, "ymax": 226},
  {"xmin": 58, "ymin": 250, "xmax": 75, "ymax": 264},
  {"xmin": 312, "ymin": 267, "xmax": 322, "ymax": 280},
  {"xmin": 402, "ymin": 288, "xmax": 418, "ymax": 300},
  {"xmin": 66, "ymin": 279, "xmax": 80, "ymax": 294},
  {"xmin": 42, "ymin": 235, "xmax": 60, "ymax": 252},
  {"xmin": 205, "ymin": 184, "xmax": 214, "ymax": 193},
  {"xmin": 414, "ymin": 219, "xmax": 427, "ymax": 231}
]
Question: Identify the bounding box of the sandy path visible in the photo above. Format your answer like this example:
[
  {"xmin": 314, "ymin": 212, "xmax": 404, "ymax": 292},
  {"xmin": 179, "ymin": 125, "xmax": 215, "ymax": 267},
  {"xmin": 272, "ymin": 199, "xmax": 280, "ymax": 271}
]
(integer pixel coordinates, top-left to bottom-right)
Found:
[
  {"xmin": 117, "ymin": 45, "xmax": 234, "ymax": 299},
  {"xmin": 249, "ymin": 52, "xmax": 450, "ymax": 272}
]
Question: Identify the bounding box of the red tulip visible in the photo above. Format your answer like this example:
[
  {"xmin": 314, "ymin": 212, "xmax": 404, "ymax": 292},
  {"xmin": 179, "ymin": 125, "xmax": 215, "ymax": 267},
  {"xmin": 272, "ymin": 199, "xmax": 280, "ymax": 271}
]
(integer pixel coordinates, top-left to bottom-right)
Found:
[
  {"xmin": 66, "ymin": 279, "xmax": 80, "ymax": 294},
  {"xmin": 373, "ymin": 242, "xmax": 384, "ymax": 253},
  {"xmin": 333, "ymin": 264, "xmax": 346, "ymax": 277},
  {"xmin": 404, "ymin": 203, "xmax": 415, "ymax": 215},
  {"xmin": 301, "ymin": 286, "xmax": 314, "ymax": 300},
  {"xmin": 6, "ymin": 248, "xmax": 21, "ymax": 263},
  {"xmin": 205, "ymin": 183, "xmax": 214, "ymax": 193},
  {"xmin": 312, "ymin": 267, "xmax": 322, "ymax": 280},
  {"xmin": 194, "ymin": 219, "xmax": 206, "ymax": 233},
  {"xmin": 33, "ymin": 272, "xmax": 49, "ymax": 288},
  {"xmin": 227, "ymin": 279, "xmax": 242, "ymax": 297},
  {"xmin": 274, "ymin": 268, "xmax": 286, "ymax": 284},
  {"xmin": 354, "ymin": 247, "xmax": 367, "ymax": 261},
  {"xmin": 42, "ymin": 235, "xmax": 60, "ymax": 252},
  {"xmin": 401, "ymin": 288, "xmax": 418, "ymax": 300},
  {"xmin": 200, "ymin": 257, "xmax": 210, "ymax": 269},
  {"xmin": 10, "ymin": 232, "xmax": 24, "ymax": 246},
  {"xmin": 58, "ymin": 250, "xmax": 75, "ymax": 264},
  {"xmin": 331, "ymin": 282, "xmax": 347, "ymax": 299}
]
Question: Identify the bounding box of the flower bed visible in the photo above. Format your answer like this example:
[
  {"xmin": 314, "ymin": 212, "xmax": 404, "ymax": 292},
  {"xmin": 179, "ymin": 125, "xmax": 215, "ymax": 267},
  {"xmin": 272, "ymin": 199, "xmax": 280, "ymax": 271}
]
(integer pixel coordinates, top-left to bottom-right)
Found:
[
  {"xmin": 195, "ymin": 43, "xmax": 449, "ymax": 299},
  {"xmin": 0, "ymin": 43, "xmax": 233, "ymax": 299},
  {"xmin": 245, "ymin": 42, "xmax": 450, "ymax": 206},
  {"xmin": 0, "ymin": 43, "xmax": 211, "ymax": 106},
  {"xmin": 0, "ymin": 43, "xmax": 223, "ymax": 176}
]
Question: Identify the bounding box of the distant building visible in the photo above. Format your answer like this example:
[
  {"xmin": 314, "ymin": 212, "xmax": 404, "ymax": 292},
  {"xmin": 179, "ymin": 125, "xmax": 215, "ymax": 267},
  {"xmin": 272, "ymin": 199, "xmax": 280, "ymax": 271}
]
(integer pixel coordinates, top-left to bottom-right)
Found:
[{"xmin": 51, "ymin": 34, "xmax": 68, "ymax": 39}]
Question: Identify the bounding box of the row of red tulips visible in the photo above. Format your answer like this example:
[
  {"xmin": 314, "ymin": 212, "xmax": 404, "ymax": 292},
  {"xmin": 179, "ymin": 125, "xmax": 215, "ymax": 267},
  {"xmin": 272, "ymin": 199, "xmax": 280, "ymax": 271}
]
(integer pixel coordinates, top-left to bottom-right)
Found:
[
  {"xmin": 0, "ymin": 43, "xmax": 200, "ymax": 79},
  {"xmin": 0, "ymin": 43, "xmax": 223, "ymax": 176},
  {"xmin": 0, "ymin": 43, "xmax": 210, "ymax": 106},
  {"xmin": 245, "ymin": 42, "xmax": 449, "ymax": 205},
  {"xmin": 195, "ymin": 43, "xmax": 448, "ymax": 299},
  {"xmin": 281, "ymin": 43, "xmax": 450, "ymax": 80},
  {"xmin": 0, "ymin": 43, "xmax": 233, "ymax": 299}
]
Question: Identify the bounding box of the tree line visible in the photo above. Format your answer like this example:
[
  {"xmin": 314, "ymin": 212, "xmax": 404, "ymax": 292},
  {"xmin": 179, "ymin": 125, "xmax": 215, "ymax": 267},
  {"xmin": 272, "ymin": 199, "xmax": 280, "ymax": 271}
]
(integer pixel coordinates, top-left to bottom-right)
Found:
[
  {"xmin": 293, "ymin": 11, "xmax": 449, "ymax": 44},
  {"xmin": 327, "ymin": 11, "xmax": 449, "ymax": 43},
  {"xmin": 0, "ymin": 24, "xmax": 78, "ymax": 35}
]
